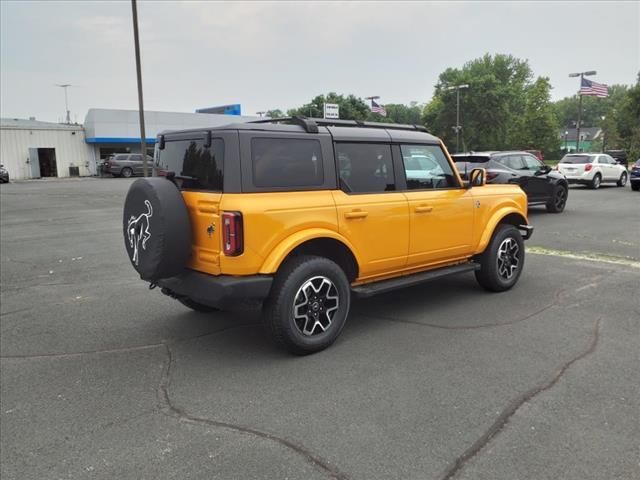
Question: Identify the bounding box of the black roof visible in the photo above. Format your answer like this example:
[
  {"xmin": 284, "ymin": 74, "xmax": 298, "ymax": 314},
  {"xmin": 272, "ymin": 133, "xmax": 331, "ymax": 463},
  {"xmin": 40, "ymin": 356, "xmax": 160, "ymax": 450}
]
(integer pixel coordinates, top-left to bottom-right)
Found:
[{"xmin": 160, "ymin": 116, "xmax": 440, "ymax": 144}]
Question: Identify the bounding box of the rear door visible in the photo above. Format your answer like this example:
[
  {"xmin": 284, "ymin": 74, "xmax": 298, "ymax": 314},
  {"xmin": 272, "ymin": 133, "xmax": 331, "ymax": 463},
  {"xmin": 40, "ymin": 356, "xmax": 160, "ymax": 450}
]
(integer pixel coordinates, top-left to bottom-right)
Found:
[
  {"xmin": 156, "ymin": 134, "xmax": 224, "ymax": 275},
  {"xmin": 332, "ymin": 142, "xmax": 409, "ymax": 279}
]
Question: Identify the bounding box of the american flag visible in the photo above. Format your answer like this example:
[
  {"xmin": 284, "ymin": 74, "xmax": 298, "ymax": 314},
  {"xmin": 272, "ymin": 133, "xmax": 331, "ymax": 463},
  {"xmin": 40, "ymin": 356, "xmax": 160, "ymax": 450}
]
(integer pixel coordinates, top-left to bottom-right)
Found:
[
  {"xmin": 579, "ymin": 78, "xmax": 608, "ymax": 97},
  {"xmin": 371, "ymin": 99, "xmax": 387, "ymax": 117}
]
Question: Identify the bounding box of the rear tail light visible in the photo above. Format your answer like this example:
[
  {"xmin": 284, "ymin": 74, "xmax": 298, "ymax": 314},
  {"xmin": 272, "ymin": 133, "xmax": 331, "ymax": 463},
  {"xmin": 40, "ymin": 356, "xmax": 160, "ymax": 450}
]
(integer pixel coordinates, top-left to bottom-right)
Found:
[
  {"xmin": 585, "ymin": 163, "xmax": 593, "ymax": 172},
  {"xmin": 222, "ymin": 211, "xmax": 243, "ymax": 256}
]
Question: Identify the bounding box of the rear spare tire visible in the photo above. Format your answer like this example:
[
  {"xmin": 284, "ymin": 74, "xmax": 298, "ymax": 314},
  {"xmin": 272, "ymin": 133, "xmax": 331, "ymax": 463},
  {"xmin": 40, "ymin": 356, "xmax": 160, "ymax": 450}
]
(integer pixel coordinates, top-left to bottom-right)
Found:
[{"xmin": 123, "ymin": 177, "xmax": 192, "ymax": 282}]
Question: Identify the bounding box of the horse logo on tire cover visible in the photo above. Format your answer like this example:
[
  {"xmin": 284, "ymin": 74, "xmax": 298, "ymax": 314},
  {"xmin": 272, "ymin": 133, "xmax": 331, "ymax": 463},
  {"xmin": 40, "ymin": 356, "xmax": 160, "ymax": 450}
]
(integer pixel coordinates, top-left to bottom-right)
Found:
[{"xmin": 127, "ymin": 200, "xmax": 153, "ymax": 266}]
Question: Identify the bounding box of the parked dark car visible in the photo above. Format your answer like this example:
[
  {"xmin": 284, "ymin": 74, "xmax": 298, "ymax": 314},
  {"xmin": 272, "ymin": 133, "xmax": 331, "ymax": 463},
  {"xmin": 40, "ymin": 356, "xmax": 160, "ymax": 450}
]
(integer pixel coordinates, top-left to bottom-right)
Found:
[
  {"xmin": 0, "ymin": 164, "xmax": 9, "ymax": 183},
  {"xmin": 104, "ymin": 153, "xmax": 153, "ymax": 178},
  {"xmin": 630, "ymin": 159, "xmax": 640, "ymax": 191},
  {"xmin": 452, "ymin": 151, "xmax": 569, "ymax": 213},
  {"xmin": 604, "ymin": 150, "xmax": 628, "ymax": 168}
]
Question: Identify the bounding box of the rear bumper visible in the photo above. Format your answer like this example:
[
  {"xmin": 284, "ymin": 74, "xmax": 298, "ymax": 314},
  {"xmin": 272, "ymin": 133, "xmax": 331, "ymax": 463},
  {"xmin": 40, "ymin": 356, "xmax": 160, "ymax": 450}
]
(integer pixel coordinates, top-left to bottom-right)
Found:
[
  {"xmin": 518, "ymin": 224, "xmax": 534, "ymax": 240},
  {"xmin": 157, "ymin": 270, "xmax": 273, "ymax": 309}
]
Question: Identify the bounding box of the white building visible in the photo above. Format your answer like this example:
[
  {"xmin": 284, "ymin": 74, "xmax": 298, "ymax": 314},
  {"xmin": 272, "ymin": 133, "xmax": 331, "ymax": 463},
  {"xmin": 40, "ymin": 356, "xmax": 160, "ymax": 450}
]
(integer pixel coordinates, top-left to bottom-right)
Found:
[
  {"xmin": 0, "ymin": 118, "xmax": 94, "ymax": 180},
  {"xmin": 0, "ymin": 108, "xmax": 257, "ymax": 181}
]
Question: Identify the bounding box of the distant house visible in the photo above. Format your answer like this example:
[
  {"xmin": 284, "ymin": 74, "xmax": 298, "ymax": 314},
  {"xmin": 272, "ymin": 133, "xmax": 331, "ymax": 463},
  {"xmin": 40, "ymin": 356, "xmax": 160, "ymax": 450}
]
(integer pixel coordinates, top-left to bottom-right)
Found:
[{"xmin": 559, "ymin": 127, "xmax": 602, "ymax": 153}]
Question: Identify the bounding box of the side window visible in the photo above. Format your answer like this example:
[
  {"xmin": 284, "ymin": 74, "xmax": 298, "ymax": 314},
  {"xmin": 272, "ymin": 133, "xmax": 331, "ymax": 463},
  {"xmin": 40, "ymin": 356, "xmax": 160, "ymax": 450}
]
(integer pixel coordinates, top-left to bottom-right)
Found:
[
  {"xmin": 503, "ymin": 155, "xmax": 526, "ymax": 170},
  {"xmin": 401, "ymin": 144, "xmax": 458, "ymax": 189},
  {"xmin": 335, "ymin": 143, "xmax": 395, "ymax": 193},
  {"xmin": 251, "ymin": 138, "xmax": 323, "ymax": 188},
  {"xmin": 131, "ymin": 154, "xmax": 143, "ymax": 162},
  {"xmin": 115, "ymin": 154, "xmax": 128, "ymax": 161},
  {"xmin": 522, "ymin": 155, "xmax": 543, "ymax": 171}
]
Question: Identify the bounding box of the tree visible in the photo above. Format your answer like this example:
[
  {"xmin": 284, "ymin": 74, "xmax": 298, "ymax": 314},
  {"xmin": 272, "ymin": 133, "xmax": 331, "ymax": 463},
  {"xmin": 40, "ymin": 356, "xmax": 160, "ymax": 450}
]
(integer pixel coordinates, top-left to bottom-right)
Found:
[
  {"xmin": 367, "ymin": 103, "xmax": 423, "ymax": 124},
  {"xmin": 616, "ymin": 73, "xmax": 640, "ymax": 159},
  {"xmin": 422, "ymin": 54, "xmax": 549, "ymax": 153},
  {"xmin": 265, "ymin": 109, "xmax": 284, "ymax": 118},
  {"xmin": 287, "ymin": 93, "xmax": 370, "ymax": 120},
  {"xmin": 512, "ymin": 77, "xmax": 560, "ymax": 155},
  {"xmin": 553, "ymin": 84, "xmax": 629, "ymax": 129}
]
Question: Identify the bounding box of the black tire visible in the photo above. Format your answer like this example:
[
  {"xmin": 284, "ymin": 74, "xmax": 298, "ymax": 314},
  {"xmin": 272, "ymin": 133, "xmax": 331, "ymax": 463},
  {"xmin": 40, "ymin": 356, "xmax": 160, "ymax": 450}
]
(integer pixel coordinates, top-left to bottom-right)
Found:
[
  {"xmin": 263, "ymin": 255, "xmax": 351, "ymax": 355},
  {"xmin": 546, "ymin": 184, "xmax": 568, "ymax": 213},
  {"xmin": 474, "ymin": 224, "xmax": 525, "ymax": 292},
  {"xmin": 177, "ymin": 297, "xmax": 219, "ymax": 312},
  {"xmin": 590, "ymin": 173, "xmax": 601, "ymax": 189},
  {"xmin": 632, "ymin": 182, "xmax": 640, "ymax": 191},
  {"xmin": 121, "ymin": 167, "xmax": 133, "ymax": 178},
  {"xmin": 616, "ymin": 171, "xmax": 628, "ymax": 187},
  {"xmin": 123, "ymin": 177, "xmax": 192, "ymax": 282}
]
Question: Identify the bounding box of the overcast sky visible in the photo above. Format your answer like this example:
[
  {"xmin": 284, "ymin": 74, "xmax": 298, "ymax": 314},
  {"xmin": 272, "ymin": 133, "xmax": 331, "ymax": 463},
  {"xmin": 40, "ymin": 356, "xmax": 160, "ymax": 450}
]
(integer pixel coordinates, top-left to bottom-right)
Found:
[{"xmin": 1, "ymin": 1, "xmax": 638, "ymax": 123}]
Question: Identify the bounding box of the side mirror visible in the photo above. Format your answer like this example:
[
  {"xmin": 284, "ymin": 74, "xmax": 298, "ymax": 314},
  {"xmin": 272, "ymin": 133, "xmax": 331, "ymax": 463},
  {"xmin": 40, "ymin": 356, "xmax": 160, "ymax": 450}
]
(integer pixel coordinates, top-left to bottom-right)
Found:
[
  {"xmin": 469, "ymin": 168, "xmax": 486, "ymax": 187},
  {"xmin": 537, "ymin": 165, "xmax": 551, "ymax": 175}
]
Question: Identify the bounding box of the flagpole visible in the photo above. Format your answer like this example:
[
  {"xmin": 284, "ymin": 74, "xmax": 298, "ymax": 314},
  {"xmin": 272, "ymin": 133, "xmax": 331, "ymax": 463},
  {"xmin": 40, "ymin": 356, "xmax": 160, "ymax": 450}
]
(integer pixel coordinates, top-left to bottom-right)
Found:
[
  {"xmin": 569, "ymin": 70, "xmax": 597, "ymax": 154},
  {"xmin": 576, "ymin": 75, "xmax": 583, "ymax": 153}
]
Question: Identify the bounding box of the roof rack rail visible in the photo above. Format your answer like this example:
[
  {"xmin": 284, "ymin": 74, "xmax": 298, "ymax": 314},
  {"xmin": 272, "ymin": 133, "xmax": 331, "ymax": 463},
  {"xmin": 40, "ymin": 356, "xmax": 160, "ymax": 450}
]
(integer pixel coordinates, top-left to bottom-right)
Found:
[{"xmin": 248, "ymin": 116, "xmax": 429, "ymax": 134}]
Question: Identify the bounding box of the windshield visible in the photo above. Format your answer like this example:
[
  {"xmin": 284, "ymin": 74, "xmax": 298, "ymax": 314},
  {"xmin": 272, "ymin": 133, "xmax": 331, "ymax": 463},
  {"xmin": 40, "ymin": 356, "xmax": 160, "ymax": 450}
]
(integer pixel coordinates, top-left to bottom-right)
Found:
[{"xmin": 561, "ymin": 155, "xmax": 593, "ymax": 164}]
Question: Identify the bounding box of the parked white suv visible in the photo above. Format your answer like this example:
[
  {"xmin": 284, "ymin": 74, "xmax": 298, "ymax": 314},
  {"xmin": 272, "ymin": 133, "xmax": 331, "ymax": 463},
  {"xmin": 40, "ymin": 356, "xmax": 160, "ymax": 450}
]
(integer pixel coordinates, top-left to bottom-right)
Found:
[{"xmin": 558, "ymin": 153, "xmax": 628, "ymax": 189}]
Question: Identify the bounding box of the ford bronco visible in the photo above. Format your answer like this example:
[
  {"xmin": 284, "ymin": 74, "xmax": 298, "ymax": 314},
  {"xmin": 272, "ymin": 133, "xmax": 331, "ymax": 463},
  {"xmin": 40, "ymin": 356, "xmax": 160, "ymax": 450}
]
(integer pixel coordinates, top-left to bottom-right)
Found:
[{"xmin": 123, "ymin": 117, "xmax": 533, "ymax": 355}]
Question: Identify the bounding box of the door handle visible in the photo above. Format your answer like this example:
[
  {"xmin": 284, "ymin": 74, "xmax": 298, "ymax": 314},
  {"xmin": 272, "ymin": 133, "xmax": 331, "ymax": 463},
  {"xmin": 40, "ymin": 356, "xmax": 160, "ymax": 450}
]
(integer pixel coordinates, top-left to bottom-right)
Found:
[
  {"xmin": 345, "ymin": 210, "xmax": 368, "ymax": 219},
  {"xmin": 415, "ymin": 206, "xmax": 433, "ymax": 213}
]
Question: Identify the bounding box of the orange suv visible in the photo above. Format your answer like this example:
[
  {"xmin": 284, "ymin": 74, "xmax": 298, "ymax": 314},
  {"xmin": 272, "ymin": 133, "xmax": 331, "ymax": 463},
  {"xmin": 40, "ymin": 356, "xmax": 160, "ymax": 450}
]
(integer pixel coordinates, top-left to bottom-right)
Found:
[{"xmin": 123, "ymin": 117, "xmax": 533, "ymax": 354}]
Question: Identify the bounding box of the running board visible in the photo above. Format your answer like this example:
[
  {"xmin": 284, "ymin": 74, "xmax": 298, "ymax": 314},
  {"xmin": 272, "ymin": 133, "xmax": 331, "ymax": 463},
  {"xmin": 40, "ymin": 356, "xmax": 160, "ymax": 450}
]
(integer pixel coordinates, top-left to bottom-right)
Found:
[{"xmin": 352, "ymin": 262, "xmax": 480, "ymax": 298}]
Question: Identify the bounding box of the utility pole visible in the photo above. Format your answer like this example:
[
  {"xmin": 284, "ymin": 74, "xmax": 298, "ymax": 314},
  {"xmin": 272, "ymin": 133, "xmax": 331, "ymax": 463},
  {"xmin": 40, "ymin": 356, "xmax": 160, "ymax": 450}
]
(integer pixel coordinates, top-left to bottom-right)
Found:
[
  {"xmin": 444, "ymin": 84, "xmax": 469, "ymax": 153},
  {"xmin": 131, "ymin": 0, "xmax": 148, "ymax": 177},
  {"xmin": 568, "ymin": 70, "xmax": 596, "ymax": 153},
  {"xmin": 55, "ymin": 84, "xmax": 72, "ymax": 123}
]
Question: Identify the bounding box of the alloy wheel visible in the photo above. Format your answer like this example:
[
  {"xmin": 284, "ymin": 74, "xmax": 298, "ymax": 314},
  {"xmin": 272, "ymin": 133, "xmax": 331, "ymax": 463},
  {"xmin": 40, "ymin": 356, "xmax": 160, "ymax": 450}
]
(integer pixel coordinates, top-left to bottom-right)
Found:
[
  {"xmin": 555, "ymin": 187, "xmax": 567, "ymax": 209},
  {"xmin": 496, "ymin": 237, "xmax": 520, "ymax": 281},
  {"xmin": 293, "ymin": 276, "xmax": 339, "ymax": 336}
]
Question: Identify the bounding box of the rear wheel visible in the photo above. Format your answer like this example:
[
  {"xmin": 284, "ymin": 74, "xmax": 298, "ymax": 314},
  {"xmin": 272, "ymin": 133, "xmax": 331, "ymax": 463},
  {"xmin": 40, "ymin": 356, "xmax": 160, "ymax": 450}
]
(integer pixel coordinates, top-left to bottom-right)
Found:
[
  {"xmin": 121, "ymin": 167, "xmax": 133, "ymax": 178},
  {"xmin": 475, "ymin": 225, "xmax": 525, "ymax": 292},
  {"xmin": 263, "ymin": 255, "xmax": 351, "ymax": 355},
  {"xmin": 617, "ymin": 171, "xmax": 628, "ymax": 187},
  {"xmin": 590, "ymin": 173, "xmax": 601, "ymax": 189},
  {"xmin": 546, "ymin": 184, "xmax": 568, "ymax": 213}
]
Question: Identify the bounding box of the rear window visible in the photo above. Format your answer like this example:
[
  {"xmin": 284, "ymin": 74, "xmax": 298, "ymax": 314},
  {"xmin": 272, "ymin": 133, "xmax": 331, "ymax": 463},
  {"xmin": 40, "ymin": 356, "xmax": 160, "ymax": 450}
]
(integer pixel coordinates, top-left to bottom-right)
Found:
[
  {"xmin": 156, "ymin": 138, "xmax": 224, "ymax": 191},
  {"xmin": 251, "ymin": 137, "xmax": 323, "ymax": 188},
  {"xmin": 451, "ymin": 155, "xmax": 491, "ymax": 175},
  {"xmin": 561, "ymin": 155, "xmax": 593, "ymax": 164}
]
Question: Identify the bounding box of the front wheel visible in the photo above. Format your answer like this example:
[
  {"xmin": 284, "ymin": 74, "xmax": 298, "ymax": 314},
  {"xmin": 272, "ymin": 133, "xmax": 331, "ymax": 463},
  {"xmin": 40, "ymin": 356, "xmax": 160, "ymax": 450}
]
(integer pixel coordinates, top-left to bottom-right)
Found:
[
  {"xmin": 617, "ymin": 172, "xmax": 628, "ymax": 187},
  {"xmin": 475, "ymin": 225, "xmax": 525, "ymax": 292},
  {"xmin": 546, "ymin": 184, "xmax": 568, "ymax": 213},
  {"xmin": 263, "ymin": 255, "xmax": 351, "ymax": 355}
]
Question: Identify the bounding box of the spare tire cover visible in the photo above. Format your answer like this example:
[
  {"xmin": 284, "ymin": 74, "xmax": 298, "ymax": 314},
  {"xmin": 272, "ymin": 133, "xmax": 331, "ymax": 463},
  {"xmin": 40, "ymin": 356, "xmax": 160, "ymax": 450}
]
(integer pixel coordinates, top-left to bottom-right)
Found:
[{"xmin": 123, "ymin": 178, "xmax": 192, "ymax": 281}]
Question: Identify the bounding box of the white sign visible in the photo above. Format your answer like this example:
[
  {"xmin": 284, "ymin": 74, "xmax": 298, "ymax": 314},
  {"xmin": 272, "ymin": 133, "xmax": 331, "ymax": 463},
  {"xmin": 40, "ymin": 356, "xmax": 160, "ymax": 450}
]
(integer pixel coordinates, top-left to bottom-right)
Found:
[{"xmin": 324, "ymin": 103, "xmax": 339, "ymax": 119}]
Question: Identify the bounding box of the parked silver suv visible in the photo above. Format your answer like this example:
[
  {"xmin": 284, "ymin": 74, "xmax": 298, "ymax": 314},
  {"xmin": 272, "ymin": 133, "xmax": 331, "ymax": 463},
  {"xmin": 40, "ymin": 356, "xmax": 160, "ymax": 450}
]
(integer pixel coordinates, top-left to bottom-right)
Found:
[{"xmin": 104, "ymin": 153, "xmax": 153, "ymax": 178}]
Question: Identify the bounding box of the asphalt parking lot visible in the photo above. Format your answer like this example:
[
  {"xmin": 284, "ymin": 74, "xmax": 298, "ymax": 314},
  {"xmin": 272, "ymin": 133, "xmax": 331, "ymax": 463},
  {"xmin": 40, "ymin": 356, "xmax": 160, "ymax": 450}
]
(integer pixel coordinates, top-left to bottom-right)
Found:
[{"xmin": 1, "ymin": 178, "xmax": 638, "ymax": 480}]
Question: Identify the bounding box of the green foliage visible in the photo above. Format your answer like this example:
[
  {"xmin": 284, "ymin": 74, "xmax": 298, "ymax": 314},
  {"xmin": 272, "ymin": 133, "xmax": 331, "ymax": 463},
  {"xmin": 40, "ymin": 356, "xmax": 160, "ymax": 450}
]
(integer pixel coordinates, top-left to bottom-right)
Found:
[
  {"xmin": 287, "ymin": 93, "xmax": 370, "ymax": 120},
  {"xmin": 422, "ymin": 53, "xmax": 559, "ymax": 156},
  {"xmin": 265, "ymin": 109, "xmax": 284, "ymax": 118},
  {"xmin": 552, "ymin": 85, "xmax": 629, "ymax": 129},
  {"xmin": 616, "ymin": 75, "xmax": 640, "ymax": 160},
  {"xmin": 368, "ymin": 103, "xmax": 423, "ymax": 124}
]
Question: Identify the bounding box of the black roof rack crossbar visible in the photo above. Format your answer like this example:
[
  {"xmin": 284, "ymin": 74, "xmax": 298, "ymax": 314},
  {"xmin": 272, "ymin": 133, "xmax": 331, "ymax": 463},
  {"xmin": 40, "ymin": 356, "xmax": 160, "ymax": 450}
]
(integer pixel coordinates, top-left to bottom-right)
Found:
[{"xmin": 248, "ymin": 116, "xmax": 429, "ymax": 134}]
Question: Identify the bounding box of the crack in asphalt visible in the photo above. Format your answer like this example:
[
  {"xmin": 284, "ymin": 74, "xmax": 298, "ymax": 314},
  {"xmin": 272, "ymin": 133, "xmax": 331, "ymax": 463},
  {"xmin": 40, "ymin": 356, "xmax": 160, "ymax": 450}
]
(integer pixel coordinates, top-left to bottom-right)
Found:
[
  {"xmin": 156, "ymin": 342, "xmax": 351, "ymax": 480},
  {"xmin": 360, "ymin": 273, "xmax": 607, "ymax": 331},
  {"xmin": 436, "ymin": 318, "xmax": 602, "ymax": 480},
  {"xmin": 0, "ymin": 322, "xmax": 259, "ymax": 360}
]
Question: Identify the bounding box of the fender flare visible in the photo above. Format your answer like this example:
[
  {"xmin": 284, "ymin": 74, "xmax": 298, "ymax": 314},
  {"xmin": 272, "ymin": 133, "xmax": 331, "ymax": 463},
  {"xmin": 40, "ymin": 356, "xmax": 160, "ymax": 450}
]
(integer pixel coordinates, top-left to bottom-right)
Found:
[
  {"xmin": 258, "ymin": 228, "xmax": 362, "ymax": 274},
  {"xmin": 476, "ymin": 208, "xmax": 528, "ymax": 254}
]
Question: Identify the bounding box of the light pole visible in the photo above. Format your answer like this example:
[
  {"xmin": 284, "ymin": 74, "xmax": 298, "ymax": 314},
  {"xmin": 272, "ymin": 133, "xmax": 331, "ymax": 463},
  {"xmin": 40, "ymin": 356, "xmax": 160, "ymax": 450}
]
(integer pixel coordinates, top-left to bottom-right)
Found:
[
  {"xmin": 444, "ymin": 84, "xmax": 469, "ymax": 153},
  {"xmin": 256, "ymin": 111, "xmax": 266, "ymax": 117},
  {"xmin": 131, "ymin": 0, "xmax": 148, "ymax": 177},
  {"xmin": 600, "ymin": 115, "xmax": 606, "ymax": 152},
  {"xmin": 564, "ymin": 130, "xmax": 569, "ymax": 152},
  {"xmin": 568, "ymin": 70, "xmax": 596, "ymax": 153},
  {"xmin": 55, "ymin": 84, "xmax": 72, "ymax": 124},
  {"xmin": 308, "ymin": 103, "xmax": 319, "ymax": 118}
]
